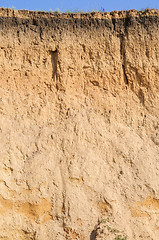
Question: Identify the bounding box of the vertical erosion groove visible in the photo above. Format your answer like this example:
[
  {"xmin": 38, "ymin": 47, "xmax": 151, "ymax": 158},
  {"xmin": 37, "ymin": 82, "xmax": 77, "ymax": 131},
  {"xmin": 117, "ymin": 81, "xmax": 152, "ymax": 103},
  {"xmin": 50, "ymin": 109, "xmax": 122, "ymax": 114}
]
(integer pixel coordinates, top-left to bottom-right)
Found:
[
  {"xmin": 120, "ymin": 35, "xmax": 129, "ymax": 85},
  {"xmin": 50, "ymin": 49, "xmax": 58, "ymax": 79},
  {"xmin": 112, "ymin": 18, "xmax": 116, "ymax": 31}
]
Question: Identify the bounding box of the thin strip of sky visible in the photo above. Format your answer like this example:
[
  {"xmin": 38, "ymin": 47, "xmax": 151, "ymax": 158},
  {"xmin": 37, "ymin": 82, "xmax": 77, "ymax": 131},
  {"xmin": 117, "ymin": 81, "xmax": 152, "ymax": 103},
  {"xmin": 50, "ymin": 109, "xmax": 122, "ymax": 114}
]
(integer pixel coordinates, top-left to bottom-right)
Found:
[{"xmin": 0, "ymin": 0, "xmax": 158, "ymax": 12}]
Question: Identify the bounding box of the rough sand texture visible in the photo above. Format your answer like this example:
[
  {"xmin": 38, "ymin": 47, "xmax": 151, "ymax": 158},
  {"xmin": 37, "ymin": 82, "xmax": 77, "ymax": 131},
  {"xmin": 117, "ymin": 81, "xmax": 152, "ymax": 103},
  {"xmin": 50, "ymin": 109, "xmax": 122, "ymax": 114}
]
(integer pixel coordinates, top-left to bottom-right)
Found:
[{"xmin": 0, "ymin": 8, "xmax": 159, "ymax": 240}]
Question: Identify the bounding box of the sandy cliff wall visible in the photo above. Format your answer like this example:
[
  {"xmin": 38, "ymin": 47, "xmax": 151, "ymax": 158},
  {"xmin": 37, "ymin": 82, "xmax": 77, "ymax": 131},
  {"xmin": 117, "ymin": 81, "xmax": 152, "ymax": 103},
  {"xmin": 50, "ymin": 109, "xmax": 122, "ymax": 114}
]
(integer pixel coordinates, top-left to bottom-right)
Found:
[{"xmin": 0, "ymin": 8, "xmax": 159, "ymax": 240}]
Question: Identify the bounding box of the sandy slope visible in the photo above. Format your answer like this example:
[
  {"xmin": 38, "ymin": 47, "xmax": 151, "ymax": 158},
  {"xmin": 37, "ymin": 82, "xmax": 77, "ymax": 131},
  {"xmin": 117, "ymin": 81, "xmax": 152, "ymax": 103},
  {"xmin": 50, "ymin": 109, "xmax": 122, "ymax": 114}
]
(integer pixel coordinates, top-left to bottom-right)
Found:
[{"xmin": 0, "ymin": 8, "xmax": 158, "ymax": 239}]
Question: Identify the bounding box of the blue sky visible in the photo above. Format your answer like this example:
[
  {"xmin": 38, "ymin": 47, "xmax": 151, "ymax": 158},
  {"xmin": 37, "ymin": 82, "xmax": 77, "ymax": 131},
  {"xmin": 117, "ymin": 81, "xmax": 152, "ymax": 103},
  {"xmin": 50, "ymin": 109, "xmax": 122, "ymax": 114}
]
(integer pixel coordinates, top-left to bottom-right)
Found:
[{"xmin": 0, "ymin": 0, "xmax": 158, "ymax": 12}]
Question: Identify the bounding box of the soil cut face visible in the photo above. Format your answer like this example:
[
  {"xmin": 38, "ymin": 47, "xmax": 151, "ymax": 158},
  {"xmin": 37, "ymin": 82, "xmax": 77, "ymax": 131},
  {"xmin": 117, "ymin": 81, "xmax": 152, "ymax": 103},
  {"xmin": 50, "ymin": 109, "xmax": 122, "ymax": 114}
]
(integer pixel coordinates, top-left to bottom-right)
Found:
[{"xmin": 0, "ymin": 8, "xmax": 158, "ymax": 240}]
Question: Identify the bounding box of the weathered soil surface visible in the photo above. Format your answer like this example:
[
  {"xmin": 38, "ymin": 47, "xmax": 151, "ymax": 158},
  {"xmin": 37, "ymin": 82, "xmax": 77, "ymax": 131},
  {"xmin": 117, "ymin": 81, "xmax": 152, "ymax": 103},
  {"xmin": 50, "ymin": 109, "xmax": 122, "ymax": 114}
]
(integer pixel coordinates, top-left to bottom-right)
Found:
[{"xmin": 0, "ymin": 8, "xmax": 159, "ymax": 240}]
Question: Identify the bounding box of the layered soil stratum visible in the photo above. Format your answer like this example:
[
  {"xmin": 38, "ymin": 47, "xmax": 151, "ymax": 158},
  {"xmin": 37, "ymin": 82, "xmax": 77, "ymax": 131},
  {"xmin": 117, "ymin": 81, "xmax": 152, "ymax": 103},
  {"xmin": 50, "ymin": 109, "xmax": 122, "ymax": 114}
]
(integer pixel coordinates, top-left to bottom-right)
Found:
[{"xmin": 0, "ymin": 8, "xmax": 159, "ymax": 240}]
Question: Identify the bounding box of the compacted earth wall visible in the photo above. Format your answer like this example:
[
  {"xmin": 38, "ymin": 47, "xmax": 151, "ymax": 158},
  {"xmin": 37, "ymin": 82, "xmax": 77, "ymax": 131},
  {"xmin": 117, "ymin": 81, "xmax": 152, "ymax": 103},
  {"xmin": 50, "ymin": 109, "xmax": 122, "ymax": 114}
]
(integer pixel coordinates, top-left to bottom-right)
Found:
[{"xmin": 0, "ymin": 8, "xmax": 159, "ymax": 240}]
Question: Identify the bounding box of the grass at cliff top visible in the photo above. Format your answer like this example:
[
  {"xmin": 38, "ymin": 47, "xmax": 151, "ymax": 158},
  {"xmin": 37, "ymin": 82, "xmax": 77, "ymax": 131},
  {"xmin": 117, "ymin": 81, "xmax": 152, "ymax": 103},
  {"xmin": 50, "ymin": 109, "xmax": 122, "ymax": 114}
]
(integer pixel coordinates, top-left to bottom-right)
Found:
[
  {"xmin": 5, "ymin": 7, "xmax": 115, "ymax": 13},
  {"xmin": 3, "ymin": 7, "xmax": 157, "ymax": 13},
  {"xmin": 48, "ymin": 8, "xmax": 106, "ymax": 13}
]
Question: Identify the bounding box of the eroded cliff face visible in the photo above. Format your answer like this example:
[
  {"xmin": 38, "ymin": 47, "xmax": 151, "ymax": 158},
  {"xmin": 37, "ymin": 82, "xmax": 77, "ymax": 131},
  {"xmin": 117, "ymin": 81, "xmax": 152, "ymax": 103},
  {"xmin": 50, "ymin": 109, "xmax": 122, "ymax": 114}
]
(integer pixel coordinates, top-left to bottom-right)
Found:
[{"xmin": 0, "ymin": 8, "xmax": 158, "ymax": 240}]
